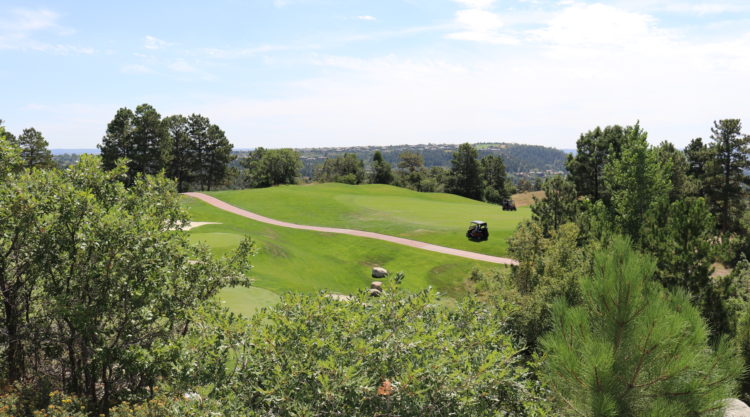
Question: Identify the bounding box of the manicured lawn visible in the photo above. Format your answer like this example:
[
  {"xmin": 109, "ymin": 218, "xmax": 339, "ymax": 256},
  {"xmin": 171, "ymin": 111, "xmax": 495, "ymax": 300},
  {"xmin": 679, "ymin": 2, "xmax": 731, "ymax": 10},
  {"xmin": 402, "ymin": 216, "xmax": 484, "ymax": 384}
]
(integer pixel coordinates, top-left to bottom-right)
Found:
[
  {"xmin": 184, "ymin": 195, "xmax": 513, "ymax": 316},
  {"xmin": 207, "ymin": 184, "xmax": 529, "ymax": 257}
]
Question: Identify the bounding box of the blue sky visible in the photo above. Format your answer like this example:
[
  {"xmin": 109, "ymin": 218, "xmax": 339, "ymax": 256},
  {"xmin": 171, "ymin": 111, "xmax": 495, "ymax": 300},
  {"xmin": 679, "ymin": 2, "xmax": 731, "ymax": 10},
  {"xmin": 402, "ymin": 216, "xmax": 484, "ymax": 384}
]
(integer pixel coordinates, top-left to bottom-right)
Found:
[{"xmin": 2, "ymin": 0, "xmax": 749, "ymax": 149}]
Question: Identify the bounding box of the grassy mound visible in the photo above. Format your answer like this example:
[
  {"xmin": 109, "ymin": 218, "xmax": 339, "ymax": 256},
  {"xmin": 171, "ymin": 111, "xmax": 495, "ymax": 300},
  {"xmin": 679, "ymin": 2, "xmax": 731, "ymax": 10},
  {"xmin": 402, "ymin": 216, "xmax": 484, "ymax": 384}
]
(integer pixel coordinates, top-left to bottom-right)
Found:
[
  {"xmin": 207, "ymin": 183, "xmax": 528, "ymax": 257},
  {"xmin": 185, "ymin": 184, "xmax": 529, "ymax": 315}
]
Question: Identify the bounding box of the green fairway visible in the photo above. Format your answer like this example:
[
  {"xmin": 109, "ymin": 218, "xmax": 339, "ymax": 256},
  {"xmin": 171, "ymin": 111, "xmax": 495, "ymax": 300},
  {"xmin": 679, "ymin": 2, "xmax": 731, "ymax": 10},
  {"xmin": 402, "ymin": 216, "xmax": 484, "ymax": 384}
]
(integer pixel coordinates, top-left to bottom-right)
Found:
[
  {"xmin": 207, "ymin": 183, "xmax": 528, "ymax": 257},
  {"xmin": 184, "ymin": 194, "xmax": 517, "ymax": 316}
]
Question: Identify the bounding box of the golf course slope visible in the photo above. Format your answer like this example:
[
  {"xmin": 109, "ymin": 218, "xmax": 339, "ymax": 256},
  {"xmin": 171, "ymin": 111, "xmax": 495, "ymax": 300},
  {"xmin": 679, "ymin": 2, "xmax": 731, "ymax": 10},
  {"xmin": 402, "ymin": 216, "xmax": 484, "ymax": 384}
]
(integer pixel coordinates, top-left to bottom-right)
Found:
[{"xmin": 183, "ymin": 184, "xmax": 529, "ymax": 314}]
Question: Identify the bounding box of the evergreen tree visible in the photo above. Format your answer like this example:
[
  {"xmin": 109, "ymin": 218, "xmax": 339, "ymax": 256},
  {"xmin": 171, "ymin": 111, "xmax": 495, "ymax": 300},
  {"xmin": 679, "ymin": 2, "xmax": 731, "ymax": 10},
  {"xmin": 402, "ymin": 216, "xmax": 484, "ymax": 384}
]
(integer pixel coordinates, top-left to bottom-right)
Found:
[
  {"xmin": 705, "ymin": 119, "xmax": 750, "ymax": 234},
  {"xmin": 99, "ymin": 107, "xmax": 135, "ymax": 171},
  {"xmin": 396, "ymin": 151, "xmax": 425, "ymax": 190},
  {"xmin": 448, "ymin": 143, "xmax": 482, "ymax": 200},
  {"xmin": 369, "ymin": 151, "xmax": 393, "ymax": 184},
  {"xmin": 566, "ymin": 125, "xmax": 626, "ymax": 202},
  {"xmin": 480, "ymin": 154, "xmax": 508, "ymax": 204},
  {"xmin": 187, "ymin": 114, "xmax": 234, "ymax": 191},
  {"xmin": 540, "ymin": 237, "xmax": 741, "ymax": 417},
  {"xmin": 14, "ymin": 128, "xmax": 54, "ymax": 169},
  {"xmin": 164, "ymin": 115, "xmax": 193, "ymax": 192},
  {"xmin": 204, "ymin": 124, "xmax": 233, "ymax": 191},
  {"xmin": 531, "ymin": 176, "xmax": 578, "ymax": 236},
  {"xmin": 655, "ymin": 141, "xmax": 690, "ymax": 202},
  {"xmin": 98, "ymin": 104, "xmax": 172, "ymax": 183},
  {"xmin": 604, "ymin": 124, "xmax": 671, "ymax": 245}
]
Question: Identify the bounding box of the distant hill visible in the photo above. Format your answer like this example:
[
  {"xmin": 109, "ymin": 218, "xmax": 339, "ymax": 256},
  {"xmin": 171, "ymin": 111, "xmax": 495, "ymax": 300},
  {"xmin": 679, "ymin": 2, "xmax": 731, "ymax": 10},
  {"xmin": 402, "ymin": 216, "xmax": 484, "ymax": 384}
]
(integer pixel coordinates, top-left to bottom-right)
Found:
[
  {"xmin": 50, "ymin": 148, "xmax": 100, "ymax": 155},
  {"xmin": 283, "ymin": 143, "xmax": 568, "ymax": 177}
]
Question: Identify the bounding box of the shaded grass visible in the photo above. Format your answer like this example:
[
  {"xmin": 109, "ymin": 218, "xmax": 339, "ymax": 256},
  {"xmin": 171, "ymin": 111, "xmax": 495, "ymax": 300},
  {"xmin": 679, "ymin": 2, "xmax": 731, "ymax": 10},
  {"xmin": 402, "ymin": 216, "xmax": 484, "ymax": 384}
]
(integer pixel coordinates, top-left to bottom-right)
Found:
[{"xmin": 207, "ymin": 183, "xmax": 529, "ymax": 257}]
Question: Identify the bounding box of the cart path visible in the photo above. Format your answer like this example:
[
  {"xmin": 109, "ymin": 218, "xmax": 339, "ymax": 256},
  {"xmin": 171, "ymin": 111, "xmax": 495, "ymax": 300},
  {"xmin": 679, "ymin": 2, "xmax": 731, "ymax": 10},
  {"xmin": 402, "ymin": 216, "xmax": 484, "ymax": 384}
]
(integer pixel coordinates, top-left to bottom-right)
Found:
[{"xmin": 184, "ymin": 192, "xmax": 519, "ymax": 266}]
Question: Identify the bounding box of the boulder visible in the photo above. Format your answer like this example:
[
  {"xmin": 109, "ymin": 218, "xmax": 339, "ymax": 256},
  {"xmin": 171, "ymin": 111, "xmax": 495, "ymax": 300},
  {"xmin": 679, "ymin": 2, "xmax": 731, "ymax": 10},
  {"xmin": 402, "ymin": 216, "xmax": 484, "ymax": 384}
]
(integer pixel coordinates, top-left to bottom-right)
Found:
[
  {"xmin": 371, "ymin": 281, "xmax": 383, "ymax": 291},
  {"xmin": 369, "ymin": 288, "xmax": 382, "ymax": 297},
  {"xmin": 725, "ymin": 399, "xmax": 750, "ymax": 417},
  {"xmin": 372, "ymin": 267, "xmax": 388, "ymax": 278}
]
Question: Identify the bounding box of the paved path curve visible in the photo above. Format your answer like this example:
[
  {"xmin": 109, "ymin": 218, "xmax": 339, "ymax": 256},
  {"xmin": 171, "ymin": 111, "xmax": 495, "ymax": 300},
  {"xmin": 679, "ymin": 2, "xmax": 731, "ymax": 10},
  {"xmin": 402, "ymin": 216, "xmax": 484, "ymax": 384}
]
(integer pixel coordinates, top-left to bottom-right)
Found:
[{"xmin": 185, "ymin": 192, "xmax": 518, "ymax": 266}]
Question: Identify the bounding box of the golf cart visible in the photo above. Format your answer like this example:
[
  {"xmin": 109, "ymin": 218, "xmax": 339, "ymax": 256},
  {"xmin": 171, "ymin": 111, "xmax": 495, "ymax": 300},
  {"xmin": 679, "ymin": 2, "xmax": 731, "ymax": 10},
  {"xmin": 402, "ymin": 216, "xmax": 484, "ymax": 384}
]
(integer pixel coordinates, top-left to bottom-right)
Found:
[{"xmin": 466, "ymin": 221, "xmax": 489, "ymax": 241}]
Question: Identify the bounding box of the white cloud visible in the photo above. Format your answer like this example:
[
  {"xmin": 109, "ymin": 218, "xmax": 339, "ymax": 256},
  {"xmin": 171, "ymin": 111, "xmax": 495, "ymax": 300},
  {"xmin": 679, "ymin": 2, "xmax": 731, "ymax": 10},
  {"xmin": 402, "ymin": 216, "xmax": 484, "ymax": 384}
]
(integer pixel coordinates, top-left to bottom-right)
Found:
[
  {"xmin": 0, "ymin": 8, "xmax": 92, "ymax": 54},
  {"xmin": 452, "ymin": 0, "xmax": 496, "ymax": 9},
  {"xmin": 188, "ymin": 1, "xmax": 750, "ymax": 149},
  {"xmin": 144, "ymin": 35, "xmax": 172, "ymax": 50},
  {"xmin": 532, "ymin": 3, "xmax": 671, "ymax": 48},
  {"xmin": 446, "ymin": 0, "xmax": 518, "ymax": 44},
  {"xmin": 357, "ymin": 15, "xmax": 377, "ymax": 21}
]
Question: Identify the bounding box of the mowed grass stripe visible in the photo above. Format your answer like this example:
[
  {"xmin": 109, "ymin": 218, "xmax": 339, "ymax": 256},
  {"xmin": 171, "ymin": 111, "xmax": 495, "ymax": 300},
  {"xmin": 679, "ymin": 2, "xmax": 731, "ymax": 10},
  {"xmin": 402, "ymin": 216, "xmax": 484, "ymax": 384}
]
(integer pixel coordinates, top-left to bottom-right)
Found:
[
  {"xmin": 183, "ymin": 196, "xmax": 508, "ymax": 315},
  {"xmin": 206, "ymin": 183, "xmax": 528, "ymax": 257},
  {"xmin": 185, "ymin": 192, "xmax": 517, "ymax": 265}
]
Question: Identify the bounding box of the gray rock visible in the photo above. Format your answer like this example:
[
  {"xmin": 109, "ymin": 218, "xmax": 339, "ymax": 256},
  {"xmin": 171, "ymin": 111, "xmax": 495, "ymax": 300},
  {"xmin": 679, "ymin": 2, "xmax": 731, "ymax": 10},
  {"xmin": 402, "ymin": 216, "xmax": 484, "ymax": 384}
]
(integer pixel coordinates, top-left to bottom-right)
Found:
[
  {"xmin": 371, "ymin": 281, "xmax": 383, "ymax": 291},
  {"xmin": 372, "ymin": 267, "xmax": 388, "ymax": 278},
  {"xmin": 725, "ymin": 399, "xmax": 750, "ymax": 417},
  {"xmin": 369, "ymin": 288, "xmax": 382, "ymax": 297}
]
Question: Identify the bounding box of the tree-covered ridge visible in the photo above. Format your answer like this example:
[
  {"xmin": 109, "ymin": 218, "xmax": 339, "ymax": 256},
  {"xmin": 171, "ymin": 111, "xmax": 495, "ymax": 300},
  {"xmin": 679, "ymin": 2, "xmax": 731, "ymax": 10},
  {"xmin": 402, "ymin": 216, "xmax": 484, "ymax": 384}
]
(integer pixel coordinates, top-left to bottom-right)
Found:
[{"xmin": 279, "ymin": 142, "xmax": 567, "ymax": 177}]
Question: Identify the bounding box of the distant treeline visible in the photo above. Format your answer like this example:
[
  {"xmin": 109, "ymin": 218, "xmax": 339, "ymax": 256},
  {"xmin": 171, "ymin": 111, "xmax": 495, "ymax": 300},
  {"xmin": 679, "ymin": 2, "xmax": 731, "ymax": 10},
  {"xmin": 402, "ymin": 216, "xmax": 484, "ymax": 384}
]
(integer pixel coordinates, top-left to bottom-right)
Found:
[{"xmin": 285, "ymin": 142, "xmax": 567, "ymax": 177}]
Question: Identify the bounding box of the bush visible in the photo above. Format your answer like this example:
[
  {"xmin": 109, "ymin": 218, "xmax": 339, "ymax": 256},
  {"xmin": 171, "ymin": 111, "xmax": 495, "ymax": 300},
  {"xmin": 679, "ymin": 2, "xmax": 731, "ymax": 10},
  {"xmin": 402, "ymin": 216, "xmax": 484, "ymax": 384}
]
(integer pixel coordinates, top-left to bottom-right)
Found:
[{"xmin": 204, "ymin": 286, "xmax": 548, "ymax": 416}]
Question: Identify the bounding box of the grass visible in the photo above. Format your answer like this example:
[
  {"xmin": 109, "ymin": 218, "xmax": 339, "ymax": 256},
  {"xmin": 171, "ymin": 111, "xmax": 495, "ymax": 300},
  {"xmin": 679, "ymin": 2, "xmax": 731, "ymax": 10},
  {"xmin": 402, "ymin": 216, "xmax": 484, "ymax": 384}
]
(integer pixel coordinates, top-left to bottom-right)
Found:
[
  {"xmin": 512, "ymin": 191, "xmax": 545, "ymax": 207},
  {"xmin": 206, "ymin": 183, "xmax": 529, "ymax": 257},
  {"xmin": 185, "ymin": 184, "xmax": 530, "ymax": 316}
]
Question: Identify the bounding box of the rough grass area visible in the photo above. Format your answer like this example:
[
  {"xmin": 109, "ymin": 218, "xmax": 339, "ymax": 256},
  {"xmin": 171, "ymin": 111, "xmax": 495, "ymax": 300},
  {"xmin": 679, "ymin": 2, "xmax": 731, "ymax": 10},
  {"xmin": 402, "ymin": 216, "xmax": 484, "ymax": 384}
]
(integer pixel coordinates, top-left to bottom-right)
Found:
[
  {"xmin": 207, "ymin": 183, "xmax": 529, "ymax": 257},
  {"xmin": 184, "ymin": 195, "xmax": 514, "ymax": 315},
  {"xmin": 512, "ymin": 191, "xmax": 545, "ymax": 207}
]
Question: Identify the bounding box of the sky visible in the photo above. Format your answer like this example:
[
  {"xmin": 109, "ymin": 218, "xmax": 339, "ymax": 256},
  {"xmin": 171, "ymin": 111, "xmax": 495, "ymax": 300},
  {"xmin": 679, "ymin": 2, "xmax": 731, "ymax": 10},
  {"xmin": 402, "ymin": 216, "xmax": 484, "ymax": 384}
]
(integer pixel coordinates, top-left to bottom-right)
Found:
[{"xmin": 1, "ymin": 0, "xmax": 749, "ymax": 149}]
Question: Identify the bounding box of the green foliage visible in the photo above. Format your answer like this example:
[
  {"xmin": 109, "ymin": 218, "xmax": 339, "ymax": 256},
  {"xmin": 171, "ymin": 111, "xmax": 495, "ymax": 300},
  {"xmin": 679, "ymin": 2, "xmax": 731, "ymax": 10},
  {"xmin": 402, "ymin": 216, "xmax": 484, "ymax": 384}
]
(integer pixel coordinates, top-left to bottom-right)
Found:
[
  {"xmin": 540, "ymin": 238, "xmax": 741, "ymax": 417},
  {"xmin": 655, "ymin": 141, "xmax": 691, "ymax": 201},
  {"xmin": 643, "ymin": 198, "xmax": 715, "ymax": 298},
  {"xmin": 12, "ymin": 128, "xmax": 55, "ymax": 170},
  {"xmin": 448, "ymin": 143, "xmax": 482, "ymax": 200},
  {"xmin": 100, "ymin": 106, "xmax": 234, "ymax": 190},
  {"xmin": 475, "ymin": 222, "xmax": 590, "ymax": 349},
  {"xmin": 395, "ymin": 151, "xmax": 426, "ymax": 190},
  {"xmin": 603, "ymin": 124, "xmax": 671, "ymax": 245},
  {"xmin": 566, "ymin": 125, "xmax": 626, "ymax": 202},
  {"xmin": 480, "ymin": 154, "xmax": 509, "ymax": 204},
  {"xmin": 315, "ymin": 153, "xmax": 365, "ymax": 184},
  {"xmin": 204, "ymin": 287, "xmax": 548, "ymax": 416},
  {"xmin": 369, "ymin": 150, "xmax": 394, "ymax": 184},
  {"xmin": 0, "ymin": 157, "xmax": 254, "ymax": 413},
  {"xmin": 99, "ymin": 105, "xmax": 172, "ymax": 183},
  {"xmin": 704, "ymin": 119, "xmax": 750, "ymax": 234},
  {"xmin": 0, "ymin": 125, "xmax": 23, "ymax": 180},
  {"xmin": 531, "ymin": 176, "xmax": 578, "ymax": 236},
  {"xmin": 241, "ymin": 147, "xmax": 302, "ymax": 187}
]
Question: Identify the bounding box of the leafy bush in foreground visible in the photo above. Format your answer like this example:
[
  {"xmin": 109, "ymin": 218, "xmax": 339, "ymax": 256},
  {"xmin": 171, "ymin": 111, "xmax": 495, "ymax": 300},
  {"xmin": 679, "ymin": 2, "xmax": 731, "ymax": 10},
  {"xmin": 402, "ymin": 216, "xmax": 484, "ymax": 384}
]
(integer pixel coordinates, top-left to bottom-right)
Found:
[{"xmin": 186, "ymin": 287, "xmax": 548, "ymax": 416}]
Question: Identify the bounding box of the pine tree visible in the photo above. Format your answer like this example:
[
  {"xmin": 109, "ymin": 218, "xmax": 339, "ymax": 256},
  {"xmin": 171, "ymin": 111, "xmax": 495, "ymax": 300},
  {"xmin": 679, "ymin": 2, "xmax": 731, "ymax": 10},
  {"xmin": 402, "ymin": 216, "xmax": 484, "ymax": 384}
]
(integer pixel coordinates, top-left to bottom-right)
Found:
[
  {"xmin": 370, "ymin": 151, "xmax": 393, "ymax": 184},
  {"xmin": 705, "ymin": 119, "xmax": 750, "ymax": 234},
  {"xmin": 540, "ymin": 237, "xmax": 741, "ymax": 417},
  {"xmin": 531, "ymin": 175, "xmax": 578, "ymax": 236},
  {"xmin": 566, "ymin": 125, "xmax": 626, "ymax": 202},
  {"xmin": 448, "ymin": 143, "xmax": 482, "ymax": 200},
  {"xmin": 14, "ymin": 128, "xmax": 54, "ymax": 169},
  {"xmin": 604, "ymin": 124, "xmax": 671, "ymax": 245},
  {"xmin": 480, "ymin": 154, "xmax": 508, "ymax": 203},
  {"xmin": 164, "ymin": 115, "xmax": 193, "ymax": 192}
]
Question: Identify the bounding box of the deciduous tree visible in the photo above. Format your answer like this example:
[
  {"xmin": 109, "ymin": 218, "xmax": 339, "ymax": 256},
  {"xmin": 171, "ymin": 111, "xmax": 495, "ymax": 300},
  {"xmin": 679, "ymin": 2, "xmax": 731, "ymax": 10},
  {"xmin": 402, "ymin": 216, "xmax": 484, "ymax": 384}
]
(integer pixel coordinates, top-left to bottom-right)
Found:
[{"xmin": 369, "ymin": 151, "xmax": 393, "ymax": 184}]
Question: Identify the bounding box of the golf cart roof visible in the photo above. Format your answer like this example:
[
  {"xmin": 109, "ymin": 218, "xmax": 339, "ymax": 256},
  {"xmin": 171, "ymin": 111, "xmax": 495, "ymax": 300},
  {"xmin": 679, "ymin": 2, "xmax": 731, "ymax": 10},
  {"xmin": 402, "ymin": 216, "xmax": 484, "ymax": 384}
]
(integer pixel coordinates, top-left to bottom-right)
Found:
[{"xmin": 471, "ymin": 220, "xmax": 486, "ymax": 225}]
